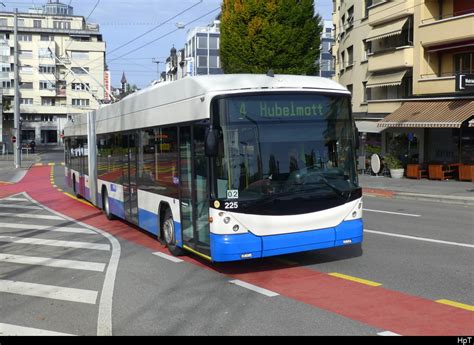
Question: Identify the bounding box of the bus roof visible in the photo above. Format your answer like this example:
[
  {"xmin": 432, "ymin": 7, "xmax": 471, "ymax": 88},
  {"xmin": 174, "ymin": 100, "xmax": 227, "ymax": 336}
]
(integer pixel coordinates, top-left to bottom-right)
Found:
[{"xmin": 64, "ymin": 74, "xmax": 350, "ymax": 136}]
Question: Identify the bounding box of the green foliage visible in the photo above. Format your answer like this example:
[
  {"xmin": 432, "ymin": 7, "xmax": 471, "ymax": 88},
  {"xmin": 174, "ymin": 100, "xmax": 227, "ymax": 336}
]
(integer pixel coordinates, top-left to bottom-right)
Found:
[
  {"xmin": 220, "ymin": 0, "xmax": 323, "ymax": 75},
  {"xmin": 384, "ymin": 154, "xmax": 403, "ymax": 170}
]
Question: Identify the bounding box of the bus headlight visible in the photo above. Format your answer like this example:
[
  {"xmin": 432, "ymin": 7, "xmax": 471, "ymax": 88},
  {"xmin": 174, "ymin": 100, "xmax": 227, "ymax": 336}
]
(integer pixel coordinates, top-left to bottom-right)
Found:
[
  {"xmin": 224, "ymin": 217, "xmax": 231, "ymax": 224},
  {"xmin": 233, "ymin": 225, "xmax": 240, "ymax": 232}
]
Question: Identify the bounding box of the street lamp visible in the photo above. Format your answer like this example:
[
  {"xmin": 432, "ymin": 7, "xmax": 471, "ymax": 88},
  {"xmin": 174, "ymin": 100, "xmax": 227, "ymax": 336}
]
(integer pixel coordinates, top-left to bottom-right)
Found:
[{"xmin": 152, "ymin": 58, "xmax": 163, "ymax": 82}]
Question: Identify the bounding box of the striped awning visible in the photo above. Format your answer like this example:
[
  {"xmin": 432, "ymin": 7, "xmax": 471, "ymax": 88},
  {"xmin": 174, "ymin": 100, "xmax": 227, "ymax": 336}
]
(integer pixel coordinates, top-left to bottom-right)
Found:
[
  {"xmin": 366, "ymin": 70, "xmax": 407, "ymax": 89},
  {"xmin": 378, "ymin": 100, "xmax": 474, "ymax": 128},
  {"xmin": 366, "ymin": 17, "xmax": 408, "ymax": 42},
  {"xmin": 356, "ymin": 121, "xmax": 385, "ymax": 133}
]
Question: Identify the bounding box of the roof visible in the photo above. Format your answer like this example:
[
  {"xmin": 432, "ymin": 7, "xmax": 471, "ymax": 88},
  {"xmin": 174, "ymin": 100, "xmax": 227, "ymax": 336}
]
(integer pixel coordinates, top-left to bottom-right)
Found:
[{"xmin": 378, "ymin": 100, "xmax": 474, "ymax": 128}]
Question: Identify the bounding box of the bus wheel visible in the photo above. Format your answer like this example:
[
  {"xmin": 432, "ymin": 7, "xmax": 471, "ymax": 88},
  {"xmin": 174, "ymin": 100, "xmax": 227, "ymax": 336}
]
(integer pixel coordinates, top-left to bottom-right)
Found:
[
  {"xmin": 102, "ymin": 189, "xmax": 115, "ymax": 220},
  {"xmin": 162, "ymin": 208, "xmax": 183, "ymax": 256}
]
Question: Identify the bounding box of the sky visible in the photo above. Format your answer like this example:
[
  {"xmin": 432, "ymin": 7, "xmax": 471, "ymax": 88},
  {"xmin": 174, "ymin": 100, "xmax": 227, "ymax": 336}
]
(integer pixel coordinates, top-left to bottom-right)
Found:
[{"xmin": 3, "ymin": 0, "xmax": 334, "ymax": 88}]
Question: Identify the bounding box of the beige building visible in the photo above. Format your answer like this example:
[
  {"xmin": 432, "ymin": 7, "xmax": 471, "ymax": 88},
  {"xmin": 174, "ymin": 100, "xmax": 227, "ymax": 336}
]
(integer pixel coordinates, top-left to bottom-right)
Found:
[
  {"xmin": 332, "ymin": 0, "xmax": 474, "ymax": 169},
  {"xmin": 0, "ymin": 1, "xmax": 106, "ymax": 150}
]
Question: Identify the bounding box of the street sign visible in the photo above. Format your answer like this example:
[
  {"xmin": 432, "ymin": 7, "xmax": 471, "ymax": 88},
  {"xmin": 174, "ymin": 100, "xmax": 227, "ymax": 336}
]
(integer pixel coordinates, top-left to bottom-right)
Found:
[
  {"xmin": 11, "ymin": 136, "xmax": 16, "ymax": 143},
  {"xmin": 456, "ymin": 74, "xmax": 474, "ymax": 92}
]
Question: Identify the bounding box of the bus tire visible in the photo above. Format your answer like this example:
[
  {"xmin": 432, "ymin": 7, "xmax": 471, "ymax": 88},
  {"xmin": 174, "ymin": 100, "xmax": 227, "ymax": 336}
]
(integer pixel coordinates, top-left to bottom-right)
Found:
[
  {"xmin": 102, "ymin": 189, "xmax": 116, "ymax": 220},
  {"xmin": 162, "ymin": 208, "xmax": 184, "ymax": 257}
]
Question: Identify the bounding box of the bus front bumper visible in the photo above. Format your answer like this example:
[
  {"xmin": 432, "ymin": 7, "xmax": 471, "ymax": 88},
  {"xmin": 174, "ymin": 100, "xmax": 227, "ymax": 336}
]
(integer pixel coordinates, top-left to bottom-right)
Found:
[{"xmin": 210, "ymin": 219, "xmax": 363, "ymax": 262}]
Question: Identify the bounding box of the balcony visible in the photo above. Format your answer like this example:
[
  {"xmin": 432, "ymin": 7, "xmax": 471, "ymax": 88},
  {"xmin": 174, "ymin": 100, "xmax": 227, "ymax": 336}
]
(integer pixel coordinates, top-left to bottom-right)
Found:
[
  {"xmin": 368, "ymin": 46, "xmax": 413, "ymax": 73},
  {"xmin": 419, "ymin": 13, "xmax": 474, "ymax": 47},
  {"xmin": 416, "ymin": 74, "xmax": 456, "ymax": 95},
  {"xmin": 368, "ymin": 0, "xmax": 415, "ymax": 26}
]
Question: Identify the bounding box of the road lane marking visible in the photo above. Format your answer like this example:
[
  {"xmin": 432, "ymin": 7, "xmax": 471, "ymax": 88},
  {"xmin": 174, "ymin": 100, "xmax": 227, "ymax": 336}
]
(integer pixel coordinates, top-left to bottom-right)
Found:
[
  {"xmin": 364, "ymin": 229, "xmax": 474, "ymax": 249},
  {"xmin": 152, "ymin": 251, "xmax": 184, "ymax": 263},
  {"xmin": 378, "ymin": 331, "xmax": 401, "ymax": 336},
  {"xmin": 229, "ymin": 280, "xmax": 279, "ymax": 297},
  {"xmin": 364, "ymin": 208, "xmax": 421, "ymax": 217},
  {"xmin": 0, "ymin": 279, "xmax": 98, "ymax": 304},
  {"xmin": 0, "ymin": 222, "xmax": 97, "ymax": 234},
  {"xmin": 0, "ymin": 236, "xmax": 110, "ymax": 251},
  {"xmin": 3, "ymin": 197, "xmax": 29, "ymax": 202},
  {"xmin": 0, "ymin": 254, "xmax": 106, "ymax": 272},
  {"xmin": 63, "ymin": 192, "xmax": 95, "ymax": 207},
  {"xmin": 328, "ymin": 273, "xmax": 382, "ymax": 287},
  {"xmin": 0, "ymin": 212, "xmax": 63, "ymax": 220},
  {"xmin": 22, "ymin": 192, "xmax": 121, "ymax": 336},
  {"xmin": 436, "ymin": 299, "xmax": 474, "ymax": 312},
  {"xmin": 0, "ymin": 204, "xmax": 43, "ymax": 210},
  {"xmin": 0, "ymin": 323, "xmax": 75, "ymax": 336}
]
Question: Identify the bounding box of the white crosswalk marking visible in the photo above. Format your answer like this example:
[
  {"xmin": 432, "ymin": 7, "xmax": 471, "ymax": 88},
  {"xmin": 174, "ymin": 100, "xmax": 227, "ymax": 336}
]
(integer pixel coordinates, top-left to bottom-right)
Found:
[
  {"xmin": 0, "ymin": 204, "xmax": 43, "ymax": 210},
  {"xmin": 0, "ymin": 280, "xmax": 98, "ymax": 304},
  {"xmin": 0, "ymin": 254, "xmax": 106, "ymax": 272},
  {"xmin": 0, "ymin": 222, "xmax": 97, "ymax": 235},
  {"xmin": 0, "ymin": 236, "xmax": 110, "ymax": 251},
  {"xmin": 0, "ymin": 323, "xmax": 75, "ymax": 336},
  {"xmin": 0, "ymin": 212, "xmax": 63, "ymax": 220},
  {"xmin": 3, "ymin": 197, "xmax": 29, "ymax": 202}
]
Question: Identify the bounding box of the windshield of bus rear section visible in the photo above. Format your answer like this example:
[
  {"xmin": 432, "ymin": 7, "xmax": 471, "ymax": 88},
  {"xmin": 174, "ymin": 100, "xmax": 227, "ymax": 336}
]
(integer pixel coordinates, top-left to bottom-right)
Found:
[{"xmin": 213, "ymin": 93, "xmax": 358, "ymax": 203}]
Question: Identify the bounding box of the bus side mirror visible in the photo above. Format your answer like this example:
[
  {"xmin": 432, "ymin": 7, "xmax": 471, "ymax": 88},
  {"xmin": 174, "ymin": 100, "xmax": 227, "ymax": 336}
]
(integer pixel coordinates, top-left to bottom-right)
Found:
[{"xmin": 205, "ymin": 126, "xmax": 219, "ymax": 157}]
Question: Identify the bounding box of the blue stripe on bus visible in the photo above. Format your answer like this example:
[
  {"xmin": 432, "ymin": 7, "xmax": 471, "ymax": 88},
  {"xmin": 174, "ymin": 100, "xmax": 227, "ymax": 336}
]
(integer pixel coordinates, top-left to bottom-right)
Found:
[
  {"xmin": 109, "ymin": 197, "xmax": 125, "ymax": 219},
  {"xmin": 210, "ymin": 219, "xmax": 363, "ymax": 262},
  {"xmin": 138, "ymin": 208, "xmax": 159, "ymax": 235}
]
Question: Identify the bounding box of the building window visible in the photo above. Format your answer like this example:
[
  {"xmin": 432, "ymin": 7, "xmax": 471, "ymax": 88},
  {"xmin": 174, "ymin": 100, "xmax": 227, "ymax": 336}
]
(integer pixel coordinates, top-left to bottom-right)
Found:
[
  {"xmin": 19, "ymin": 50, "xmax": 33, "ymax": 58},
  {"xmin": 72, "ymin": 99, "xmax": 90, "ymax": 107},
  {"xmin": 18, "ymin": 34, "xmax": 32, "ymax": 42},
  {"xmin": 38, "ymin": 48, "xmax": 52, "ymax": 58},
  {"xmin": 198, "ymin": 56, "xmax": 207, "ymax": 68},
  {"xmin": 198, "ymin": 36, "xmax": 208, "ymax": 49},
  {"xmin": 40, "ymin": 34, "xmax": 54, "ymax": 41},
  {"xmin": 53, "ymin": 21, "xmax": 71, "ymax": 30},
  {"xmin": 70, "ymin": 51, "xmax": 89, "ymax": 60},
  {"xmin": 347, "ymin": 46, "xmax": 354, "ymax": 66},
  {"xmin": 39, "ymin": 65, "xmax": 56, "ymax": 74},
  {"xmin": 209, "ymin": 55, "xmax": 219, "ymax": 68},
  {"xmin": 40, "ymin": 80, "xmax": 55, "ymax": 89},
  {"xmin": 20, "ymin": 98, "xmax": 33, "ymax": 105},
  {"xmin": 0, "ymin": 18, "xmax": 7, "ymax": 26},
  {"xmin": 209, "ymin": 36, "xmax": 219, "ymax": 50},
  {"xmin": 455, "ymin": 52, "xmax": 474, "ymax": 74},
  {"xmin": 71, "ymin": 67, "xmax": 89, "ymax": 74},
  {"xmin": 19, "ymin": 82, "xmax": 33, "ymax": 89},
  {"xmin": 42, "ymin": 98, "xmax": 56, "ymax": 106},
  {"xmin": 17, "ymin": 19, "xmax": 25, "ymax": 27},
  {"xmin": 340, "ymin": 51, "xmax": 345, "ymax": 70},
  {"xmin": 72, "ymin": 83, "xmax": 89, "ymax": 91},
  {"xmin": 33, "ymin": 20, "xmax": 42, "ymax": 28}
]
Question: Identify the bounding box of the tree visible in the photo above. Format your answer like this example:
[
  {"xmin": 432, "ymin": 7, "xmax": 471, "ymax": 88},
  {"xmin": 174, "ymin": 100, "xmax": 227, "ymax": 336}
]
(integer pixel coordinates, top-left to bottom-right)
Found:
[{"xmin": 220, "ymin": 0, "xmax": 323, "ymax": 75}]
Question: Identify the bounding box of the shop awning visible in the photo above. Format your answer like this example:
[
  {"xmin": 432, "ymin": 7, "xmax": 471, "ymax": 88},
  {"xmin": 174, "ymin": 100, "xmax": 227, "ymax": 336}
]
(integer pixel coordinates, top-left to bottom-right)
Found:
[
  {"xmin": 366, "ymin": 70, "xmax": 407, "ymax": 89},
  {"xmin": 366, "ymin": 17, "xmax": 408, "ymax": 42},
  {"xmin": 355, "ymin": 121, "xmax": 385, "ymax": 133},
  {"xmin": 378, "ymin": 100, "xmax": 474, "ymax": 128}
]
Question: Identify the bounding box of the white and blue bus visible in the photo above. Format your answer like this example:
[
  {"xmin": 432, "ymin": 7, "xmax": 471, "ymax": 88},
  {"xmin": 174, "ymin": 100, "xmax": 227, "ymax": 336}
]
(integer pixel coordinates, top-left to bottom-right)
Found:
[{"xmin": 64, "ymin": 74, "xmax": 363, "ymax": 262}]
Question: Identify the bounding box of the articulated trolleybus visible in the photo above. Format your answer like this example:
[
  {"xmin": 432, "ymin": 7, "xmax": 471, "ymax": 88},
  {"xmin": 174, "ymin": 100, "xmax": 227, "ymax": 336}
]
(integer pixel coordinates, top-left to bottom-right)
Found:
[{"xmin": 64, "ymin": 74, "xmax": 363, "ymax": 262}]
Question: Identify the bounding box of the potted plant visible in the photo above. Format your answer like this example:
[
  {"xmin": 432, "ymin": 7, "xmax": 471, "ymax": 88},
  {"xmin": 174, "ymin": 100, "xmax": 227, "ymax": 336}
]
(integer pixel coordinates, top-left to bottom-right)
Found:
[{"xmin": 384, "ymin": 154, "xmax": 404, "ymax": 179}]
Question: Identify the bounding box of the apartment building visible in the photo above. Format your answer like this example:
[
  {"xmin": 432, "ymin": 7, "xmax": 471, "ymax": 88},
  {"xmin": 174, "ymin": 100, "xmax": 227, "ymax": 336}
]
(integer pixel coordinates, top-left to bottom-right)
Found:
[
  {"xmin": 319, "ymin": 20, "xmax": 335, "ymax": 78},
  {"xmin": 0, "ymin": 0, "xmax": 106, "ymax": 150},
  {"xmin": 332, "ymin": 0, "xmax": 474, "ymax": 167}
]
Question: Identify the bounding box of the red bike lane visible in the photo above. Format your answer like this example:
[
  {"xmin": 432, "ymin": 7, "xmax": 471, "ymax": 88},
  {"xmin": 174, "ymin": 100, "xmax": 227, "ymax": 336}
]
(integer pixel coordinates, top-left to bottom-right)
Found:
[{"xmin": 1, "ymin": 166, "xmax": 472, "ymax": 336}]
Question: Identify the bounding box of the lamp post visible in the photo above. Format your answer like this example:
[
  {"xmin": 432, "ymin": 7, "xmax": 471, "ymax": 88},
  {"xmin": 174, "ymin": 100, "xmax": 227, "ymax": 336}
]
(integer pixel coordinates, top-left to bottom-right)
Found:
[{"xmin": 151, "ymin": 58, "xmax": 163, "ymax": 82}]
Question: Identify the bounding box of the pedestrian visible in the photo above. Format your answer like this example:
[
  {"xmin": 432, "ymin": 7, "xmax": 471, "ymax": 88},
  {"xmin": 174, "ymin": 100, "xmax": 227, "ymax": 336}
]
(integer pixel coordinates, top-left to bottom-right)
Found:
[{"xmin": 29, "ymin": 140, "xmax": 36, "ymax": 153}]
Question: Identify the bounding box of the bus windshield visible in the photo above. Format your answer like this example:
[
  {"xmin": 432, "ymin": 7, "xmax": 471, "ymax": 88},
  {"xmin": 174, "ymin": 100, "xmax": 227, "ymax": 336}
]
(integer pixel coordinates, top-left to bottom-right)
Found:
[{"xmin": 213, "ymin": 94, "xmax": 358, "ymax": 204}]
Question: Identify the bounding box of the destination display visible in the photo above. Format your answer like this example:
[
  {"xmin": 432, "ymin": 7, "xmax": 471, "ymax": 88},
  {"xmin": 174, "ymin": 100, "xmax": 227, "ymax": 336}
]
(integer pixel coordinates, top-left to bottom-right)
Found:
[{"xmin": 226, "ymin": 94, "xmax": 348, "ymax": 122}]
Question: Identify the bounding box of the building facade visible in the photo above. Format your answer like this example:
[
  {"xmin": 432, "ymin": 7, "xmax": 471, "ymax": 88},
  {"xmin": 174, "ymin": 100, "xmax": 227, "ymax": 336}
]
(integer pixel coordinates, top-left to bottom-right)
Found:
[
  {"xmin": 319, "ymin": 20, "xmax": 335, "ymax": 78},
  {"xmin": 332, "ymin": 0, "xmax": 474, "ymax": 168},
  {"xmin": 183, "ymin": 20, "xmax": 223, "ymax": 77},
  {"xmin": 0, "ymin": 0, "xmax": 106, "ymax": 151}
]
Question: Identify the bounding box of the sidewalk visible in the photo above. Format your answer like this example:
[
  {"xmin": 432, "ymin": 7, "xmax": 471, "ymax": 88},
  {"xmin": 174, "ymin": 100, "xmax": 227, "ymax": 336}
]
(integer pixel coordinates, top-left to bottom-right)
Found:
[
  {"xmin": 360, "ymin": 174, "xmax": 474, "ymax": 206},
  {"xmin": 0, "ymin": 153, "xmax": 41, "ymax": 184}
]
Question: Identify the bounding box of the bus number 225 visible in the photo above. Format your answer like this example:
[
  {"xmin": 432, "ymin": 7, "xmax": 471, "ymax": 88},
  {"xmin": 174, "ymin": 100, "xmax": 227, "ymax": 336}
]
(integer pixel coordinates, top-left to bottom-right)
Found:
[{"xmin": 225, "ymin": 202, "xmax": 238, "ymax": 209}]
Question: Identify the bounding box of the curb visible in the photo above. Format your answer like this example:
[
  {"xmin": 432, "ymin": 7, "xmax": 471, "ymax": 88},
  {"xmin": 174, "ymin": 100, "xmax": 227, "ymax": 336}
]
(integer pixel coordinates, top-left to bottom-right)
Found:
[{"xmin": 363, "ymin": 188, "xmax": 474, "ymax": 206}]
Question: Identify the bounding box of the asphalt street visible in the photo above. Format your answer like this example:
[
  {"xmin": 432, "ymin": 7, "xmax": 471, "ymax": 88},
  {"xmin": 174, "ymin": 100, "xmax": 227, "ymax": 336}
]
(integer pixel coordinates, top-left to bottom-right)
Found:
[{"xmin": 0, "ymin": 153, "xmax": 472, "ymax": 336}]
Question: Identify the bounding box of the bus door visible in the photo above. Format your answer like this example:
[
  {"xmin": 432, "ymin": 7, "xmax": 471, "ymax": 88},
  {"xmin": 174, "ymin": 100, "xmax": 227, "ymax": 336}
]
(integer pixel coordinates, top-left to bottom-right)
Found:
[
  {"xmin": 122, "ymin": 133, "xmax": 139, "ymax": 224},
  {"xmin": 179, "ymin": 125, "xmax": 210, "ymax": 257}
]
